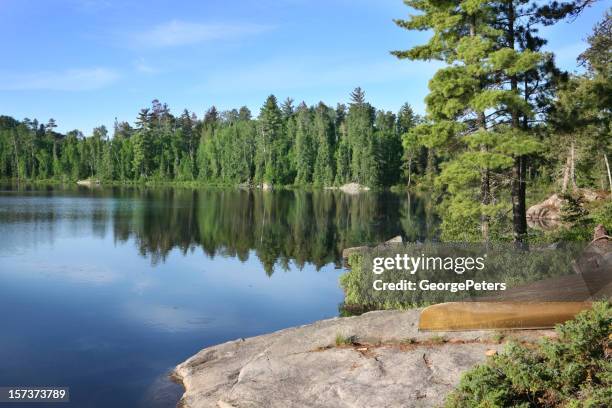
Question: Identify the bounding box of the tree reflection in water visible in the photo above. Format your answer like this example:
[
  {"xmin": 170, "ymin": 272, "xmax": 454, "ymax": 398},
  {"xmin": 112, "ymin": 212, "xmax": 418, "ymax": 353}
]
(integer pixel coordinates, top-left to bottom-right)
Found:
[{"xmin": 107, "ymin": 187, "xmax": 437, "ymax": 274}]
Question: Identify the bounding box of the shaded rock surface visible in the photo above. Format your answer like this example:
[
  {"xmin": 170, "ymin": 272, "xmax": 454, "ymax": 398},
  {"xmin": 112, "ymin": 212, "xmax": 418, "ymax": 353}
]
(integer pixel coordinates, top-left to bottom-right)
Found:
[
  {"xmin": 527, "ymin": 193, "xmax": 565, "ymax": 220},
  {"xmin": 174, "ymin": 309, "xmax": 552, "ymax": 408}
]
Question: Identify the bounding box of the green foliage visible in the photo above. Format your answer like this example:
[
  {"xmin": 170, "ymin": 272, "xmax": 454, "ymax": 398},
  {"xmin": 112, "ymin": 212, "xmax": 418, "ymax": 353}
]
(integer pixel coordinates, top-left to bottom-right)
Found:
[
  {"xmin": 445, "ymin": 301, "xmax": 612, "ymax": 408},
  {"xmin": 294, "ymin": 105, "xmax": 315, "ymax": 184},
  {"xmin": 593, "ymin": 201, "xmax": 612, "ymax": 229},
  {"xmin": 312, "ymin": 103, "xmax": 335, "ymax": 185},
  {"xmin": 545, "ymin": 199, "xmax": 612, "ymax": 242},
  {"xmin": 560, "ymin": 194, "xmax": 589, "ymax": 224},
  {"xmin": 0, "ymin": 93, "xmax": 417, "ymax": 188},
  {"xmin": 491, "ymin": 331, "xmax": 506, "ymax": 344}
]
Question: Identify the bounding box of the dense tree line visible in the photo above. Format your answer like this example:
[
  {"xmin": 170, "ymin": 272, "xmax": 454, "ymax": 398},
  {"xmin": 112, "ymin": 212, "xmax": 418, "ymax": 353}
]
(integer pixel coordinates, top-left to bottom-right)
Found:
[{"xmin": 0, "ymin": 90, "xmax": 418, "ymax": 188}]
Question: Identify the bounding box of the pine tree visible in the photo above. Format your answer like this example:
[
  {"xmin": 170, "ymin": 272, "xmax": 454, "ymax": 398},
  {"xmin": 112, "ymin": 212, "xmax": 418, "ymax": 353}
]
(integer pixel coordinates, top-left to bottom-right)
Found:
[
  {"xmin": 375, "ymin": 110, "xmax": 402, "ymax": 186},
  {"xmin": 334, "ymin": 104, "xmax": 350, "ymax": 185},
  {"xmin": 280, "ymin": 98, "xmax": 295, "ymax": 119},
  {"xmin": 346, "ymin": 88, "xmax": 377, "ymax": 185},
  {"xmin": 132, "ymin": 129, "xmax": 151, "ymax": 179},
  {"xmin": 256, "ymin": 95, "xmax": 285, "ymax": 184},
  {"xmin": 350, "ymin": 87, "xmax": 366, "ymax": 105},
  {"xmin": 312, "ymin": 102, "xmax": 335, "ymax": 185},
  {"xmin": 281, "ymin": 98, "xmax": 298, "ymax": 181},
  {"xmin": 392, "ymin": 0, "xmax": 548, "ymax": 241},
  {"xmin": 397, "ymin": 103, "xmax": 420, "ymax": 186},
  {"xmin": 100, "ymin": 141, "xmax": 114, "ymax": 181},
  {"xmin": 293, "ymin": 103, "xmax": 314, "ymax": 184}
]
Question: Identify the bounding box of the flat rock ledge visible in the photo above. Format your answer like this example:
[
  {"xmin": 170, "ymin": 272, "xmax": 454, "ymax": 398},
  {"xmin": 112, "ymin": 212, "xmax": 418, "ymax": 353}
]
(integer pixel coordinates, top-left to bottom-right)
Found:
[{"xmin": 174, "ymin": 309, "xmax": 552, "ymax": 408}]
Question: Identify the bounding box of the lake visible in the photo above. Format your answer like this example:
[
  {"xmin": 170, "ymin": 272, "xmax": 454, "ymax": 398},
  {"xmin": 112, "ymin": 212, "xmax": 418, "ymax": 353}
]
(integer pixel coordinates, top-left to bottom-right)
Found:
[{"xmin": 0, "ymin": 185, "xmax": 435, "ymax": 408}]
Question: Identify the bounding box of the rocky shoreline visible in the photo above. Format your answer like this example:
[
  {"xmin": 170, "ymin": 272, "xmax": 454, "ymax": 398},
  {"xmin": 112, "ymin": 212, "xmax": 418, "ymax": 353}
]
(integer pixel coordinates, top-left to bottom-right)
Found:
[{"xmin": 173, "ymin": 309, "xmax": 553, "ymax": 408}]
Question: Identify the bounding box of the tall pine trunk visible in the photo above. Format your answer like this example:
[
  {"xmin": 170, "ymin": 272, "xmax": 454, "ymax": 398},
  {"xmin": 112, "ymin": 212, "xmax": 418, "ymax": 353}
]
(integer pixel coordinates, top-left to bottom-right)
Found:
[
  {"xmin": 478, "ymin": 111, "xmax": 490, "ymax": 242},
  {"xmin": 507, "ymin": 0, "xmax": 528, "ymax": 245},
  {"xmin": 470, "ymin": 16, "xmax": 490, "ymax": 242},
  {"xmin": 426, "ymin": 147, "xmax": 435, "ymax": 184},
  {"xmin": 511, "ymin": 156, "xmax": 527, "ymax": 243}
]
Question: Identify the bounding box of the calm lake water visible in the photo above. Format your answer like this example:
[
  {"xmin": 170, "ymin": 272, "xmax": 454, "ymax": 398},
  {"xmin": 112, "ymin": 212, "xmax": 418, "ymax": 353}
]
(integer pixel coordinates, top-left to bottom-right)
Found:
[{"xmin": 0, "ymin": 185, "xmax": 435, "ymax": 408}]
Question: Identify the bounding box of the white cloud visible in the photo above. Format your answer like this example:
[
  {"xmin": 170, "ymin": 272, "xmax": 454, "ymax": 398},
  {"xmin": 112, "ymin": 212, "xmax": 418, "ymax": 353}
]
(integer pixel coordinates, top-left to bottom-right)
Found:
[
  {"xmin": 131, "ymin": 19, "xmax": 272, "ymax": 48},
  {"xmin": 0, "ymin": 67, "xmax": 120, "ymax": 91}
]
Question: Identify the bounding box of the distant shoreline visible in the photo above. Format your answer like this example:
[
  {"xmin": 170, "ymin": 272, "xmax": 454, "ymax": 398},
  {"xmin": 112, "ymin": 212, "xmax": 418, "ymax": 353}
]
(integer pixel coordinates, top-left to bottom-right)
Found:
[{"xmin": 0, "ymin": 178, "xmax": 395, "ymax": 192}]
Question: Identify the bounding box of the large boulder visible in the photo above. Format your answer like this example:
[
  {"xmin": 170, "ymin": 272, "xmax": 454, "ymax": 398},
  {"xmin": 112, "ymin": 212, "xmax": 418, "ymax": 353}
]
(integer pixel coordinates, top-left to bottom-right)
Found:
[
  {"xmin": 341, "ymin": 235, "xmax": 403, "ymax": 261},
  {"xmin": 527, "ymin": 190, "xmax": 607, "ymax": 223}
]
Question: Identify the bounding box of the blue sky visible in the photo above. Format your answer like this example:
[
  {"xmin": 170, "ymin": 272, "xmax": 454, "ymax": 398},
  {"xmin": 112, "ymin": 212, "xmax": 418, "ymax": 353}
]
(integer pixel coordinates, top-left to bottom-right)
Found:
[{"xmin": 0, "ymin": 0, "xmax": 608, "ymax": 134}]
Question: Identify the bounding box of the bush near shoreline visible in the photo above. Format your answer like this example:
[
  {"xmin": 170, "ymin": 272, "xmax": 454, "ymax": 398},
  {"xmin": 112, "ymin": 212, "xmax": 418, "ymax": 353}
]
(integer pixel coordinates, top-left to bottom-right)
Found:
[{"xmin": 446, "ymin": 301, "xmax": 611, "ymax": 408}]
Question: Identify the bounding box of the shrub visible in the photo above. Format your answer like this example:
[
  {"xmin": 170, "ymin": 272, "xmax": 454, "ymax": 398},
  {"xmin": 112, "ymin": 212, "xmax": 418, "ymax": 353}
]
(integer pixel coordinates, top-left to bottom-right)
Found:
[
  {"xmin": 335, "ymin": 333, "xmax": 357, "ymax": 346},
  {"xmin": 445, "ymin": 301, "xmax": 611, "ymax": 407}
]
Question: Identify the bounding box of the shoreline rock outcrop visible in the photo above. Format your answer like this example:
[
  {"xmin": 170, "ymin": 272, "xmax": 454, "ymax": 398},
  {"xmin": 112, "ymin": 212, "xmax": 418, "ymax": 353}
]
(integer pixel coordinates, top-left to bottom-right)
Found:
[
  {"xmin": 174, "ymin": 309, "xmax": 552, "ymax": 408},
  {"xmin": 324, "ymin": 183, "xmax": 371, "ymax": 194},
  {"xmin": 526, "ymin": 190, "xmax": 607, "ymax": 226},
  {"xmin": 76, "ymin": 178, "xmax": 100, "ymax": 187},
  {"xmin": 341, "ymin": 235, "xmax": 403, "ymax": 261}
]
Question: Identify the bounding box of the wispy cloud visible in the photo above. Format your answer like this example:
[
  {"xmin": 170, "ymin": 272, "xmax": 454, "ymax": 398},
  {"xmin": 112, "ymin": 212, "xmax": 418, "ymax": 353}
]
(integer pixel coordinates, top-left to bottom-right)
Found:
[
  {"xmin": 133, "ymin": 57, "xmax": 158, "ymax": 74},
  {"xmin": 202, "ymin": 56, "xmax": 443, "ymax": 93},
  {"xmin": 0, "ymin": 67, "xmax": 120, "ymax": 91},
  {"xmin": 131, "ymin": 19, "xmax": 272, "ymax": 48},
  {"xmin": 124, "ymin": 302, "xmax": 217, "ymax": 332}
]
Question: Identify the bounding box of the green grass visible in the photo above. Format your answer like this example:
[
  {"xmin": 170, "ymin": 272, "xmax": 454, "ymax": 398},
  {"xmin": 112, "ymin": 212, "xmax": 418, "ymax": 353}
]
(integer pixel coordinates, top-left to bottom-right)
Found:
[
  {"xmin": 335, "ymin": 333, "xmax": 357, "ymax": 346},
  {"xmin": 491, "ymin": 331, "xmax": 506, "ymax": 344},
  {"xmin": 428, "ymin": 334, "xmax": 447, "ymax": 344}
]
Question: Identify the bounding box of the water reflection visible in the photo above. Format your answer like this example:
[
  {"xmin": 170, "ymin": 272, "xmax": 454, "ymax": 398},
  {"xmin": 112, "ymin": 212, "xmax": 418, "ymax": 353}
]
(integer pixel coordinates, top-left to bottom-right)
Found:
[{"xmin": 0, "ymin": 186, "xmax": 437, "ymax": 274}]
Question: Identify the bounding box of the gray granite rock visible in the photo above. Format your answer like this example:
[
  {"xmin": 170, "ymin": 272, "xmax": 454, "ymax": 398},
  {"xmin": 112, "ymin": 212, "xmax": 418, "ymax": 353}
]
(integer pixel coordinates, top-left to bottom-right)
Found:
[{"xmin": 174, "ymin": 309, "xmax": 551, "ymax": 408}]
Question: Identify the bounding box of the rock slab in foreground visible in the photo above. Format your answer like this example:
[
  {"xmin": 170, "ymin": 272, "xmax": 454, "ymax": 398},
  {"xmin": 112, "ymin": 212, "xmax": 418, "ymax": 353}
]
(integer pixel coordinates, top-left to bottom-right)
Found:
[{"xmin": 174, "ymin": 310, "xmax": 551, "ymax": 408}]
